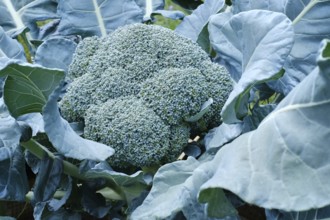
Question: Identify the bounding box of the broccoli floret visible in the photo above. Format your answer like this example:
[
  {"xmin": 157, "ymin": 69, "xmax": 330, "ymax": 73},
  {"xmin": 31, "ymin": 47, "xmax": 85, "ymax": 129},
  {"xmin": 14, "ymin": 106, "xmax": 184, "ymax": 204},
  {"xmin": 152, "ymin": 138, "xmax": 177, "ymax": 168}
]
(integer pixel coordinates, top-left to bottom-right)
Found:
[
  {"xmin": 84, "ymin": 97, "xmax": 187, "ymax": 169},
  {"xmin": 60, "ymin": 23, "xmax": 233, "ymax": 169},
  {"xmin": 68, "ymin": 36, "xmax": 100, "ymax": 79},
  {"xmin": 139, "ymin": 68, "xmax": 213, "ymax": 125}
]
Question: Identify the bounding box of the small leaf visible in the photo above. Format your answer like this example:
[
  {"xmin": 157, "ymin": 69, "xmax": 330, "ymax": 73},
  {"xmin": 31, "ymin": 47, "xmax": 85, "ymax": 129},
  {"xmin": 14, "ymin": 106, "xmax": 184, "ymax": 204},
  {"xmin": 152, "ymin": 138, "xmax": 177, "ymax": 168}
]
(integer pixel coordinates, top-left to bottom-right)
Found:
[{"xmin": 185, "ymin": 98, "xmax": 213, "ymax": 122}]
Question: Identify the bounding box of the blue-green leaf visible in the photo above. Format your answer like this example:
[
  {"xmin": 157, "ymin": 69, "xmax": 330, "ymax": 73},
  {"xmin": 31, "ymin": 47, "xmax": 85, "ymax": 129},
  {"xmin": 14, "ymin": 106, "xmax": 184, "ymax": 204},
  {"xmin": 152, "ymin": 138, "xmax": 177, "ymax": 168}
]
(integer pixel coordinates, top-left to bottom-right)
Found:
[
  {"xmin": 199, "ymin": 39, "xmax": 330, "ymax": 211},
  {"xmin": 0, "ymin": 26, "xmax": 26, "ymax": 65},
  {"xmin": 0, "ymin": 146, "xmax": 29, "ymax": 201},
  {"xmin": 56, "ymin": 0, "xmax": 144, "ymax": 37},
  {"xmin": 231, "ymin": 0, "xmax": 330, "ymax": 95},
  {"xmin": 131, "ymin": 157, "xmax": 237, "ymax": 219},
  {"xmin": 204, "ymin": 123, "xmax": 243, "ymax": 150},
  {"xmin": 209, "ymin": 10, "xmax": 294, "ymax": 123},
  {"xmin": 0, "ymin": 0, "xmax": 58, "ymax": 38},
  {"xmin": 35, "ymin": 37, "xmax": 77, "ymax": 71},
  {"xmin": 175, "ymin": 0, "xmax": 225, "ymax": 42},
  {"xmin": 33, "ymin": 155, "xmax": 63, "ymax": 202},
  {"xmin": 266, "ymin": 205, "xmax": 330, "ymax": 220}
]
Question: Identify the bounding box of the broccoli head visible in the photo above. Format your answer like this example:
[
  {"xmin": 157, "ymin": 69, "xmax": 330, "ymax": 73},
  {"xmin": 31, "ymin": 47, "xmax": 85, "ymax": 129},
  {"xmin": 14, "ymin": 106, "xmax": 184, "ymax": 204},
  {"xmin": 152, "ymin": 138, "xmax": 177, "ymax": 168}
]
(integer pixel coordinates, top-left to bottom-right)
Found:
[{"xmin": 60, "ymin": 23, "xmax": 233, "ymax": 169}]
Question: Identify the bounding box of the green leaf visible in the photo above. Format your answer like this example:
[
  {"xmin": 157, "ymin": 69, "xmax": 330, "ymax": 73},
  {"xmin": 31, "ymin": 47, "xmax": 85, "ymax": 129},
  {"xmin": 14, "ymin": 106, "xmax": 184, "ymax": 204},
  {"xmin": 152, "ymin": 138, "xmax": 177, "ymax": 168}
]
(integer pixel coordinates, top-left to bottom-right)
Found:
[
  {"xmin": 198, "ymin": 188, "xmax": 237, "ymax": 218},
  {"xmin": 0, "ymin": 62, "xmax": 65, "ymax": 118}
]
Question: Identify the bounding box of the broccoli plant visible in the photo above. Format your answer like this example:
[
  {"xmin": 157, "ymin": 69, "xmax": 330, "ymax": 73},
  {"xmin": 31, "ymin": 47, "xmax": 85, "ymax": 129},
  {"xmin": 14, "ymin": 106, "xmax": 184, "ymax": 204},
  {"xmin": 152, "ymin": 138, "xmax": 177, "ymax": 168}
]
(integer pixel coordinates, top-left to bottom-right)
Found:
[{"xmin": 60, "ymin": 23, "xmax": 233, "ymax": 169}]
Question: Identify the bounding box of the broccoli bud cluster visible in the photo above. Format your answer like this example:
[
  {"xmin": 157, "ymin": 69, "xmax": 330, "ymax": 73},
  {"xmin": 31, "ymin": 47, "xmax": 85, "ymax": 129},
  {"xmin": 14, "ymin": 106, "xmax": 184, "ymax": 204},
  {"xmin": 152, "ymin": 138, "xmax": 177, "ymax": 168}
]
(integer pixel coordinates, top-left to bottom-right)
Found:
[{"xmin": 60, "ymin": 23, "xmax": 232, "ymax": 169}]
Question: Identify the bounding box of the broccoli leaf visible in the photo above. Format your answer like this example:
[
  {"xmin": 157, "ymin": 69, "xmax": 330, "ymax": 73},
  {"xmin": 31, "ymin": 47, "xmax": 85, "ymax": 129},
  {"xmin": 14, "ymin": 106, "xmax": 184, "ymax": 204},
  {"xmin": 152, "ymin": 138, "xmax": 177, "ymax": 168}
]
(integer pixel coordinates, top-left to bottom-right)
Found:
[
  {"xmin": 231, "ymin": 0, "xmax": 287, "ymax": 14},
  {"xmin": 131, "ymin": 157, "xmax": 237, "ymax": 219},
  {"xmin": 0, "ymin": 98, "xmax": 29, "ymax": 201},
  {"xmin": 204, "ymin": 122, "xmax": 243, "ymax": 150},
  {"xmin": 56, "ymin": 0, "xmax": 144, "ymax": 37},
  {"xmin": 43, "ymin": 81, "xmax": 115, "ymax": 161},
  {"xmin": 0, "ymin": 97, "xmax": 21, "ymax": 149},
  {"xmin": 0, "ymin": 62, "xmax": 64, "ymax": 118},
  {"xmin": 199, "ymin": 39, "xmax": 330, "ymax": 211},
  {"xmin": 209, "ymin": 10, "xmax": 294, "ymax": 123},
  {"xmin": 266, "ymin": 205, "xmax": 330, "ymax": 220},
  {"xmin": 151, "ymin": 10, "xmax": 185, "ymax": 20},
  {"xmin": 0, "ymin": 146, "xmax": 29, "ymax": 201},
  {"xmin": 0, "ymin": 0, "xmax": 58, "ymax": 38},
  {"xmin": 35, "ymin": 37, "xmax": 77, "ymax": 71},
  {"xmin": 175, "ymin": 0, "xmax": 225, "ymax": 42},
  {"xmin": 33, "ymin": 155, "xmax": 64, "ymax": 203},
  {"xmin": 83, "ymin": 162, "xmax": 149, "ymax": 203},
  {"xmin": 231, "ymin": 0, "xmax": 330, "ymax": 95},
  {"xmin": 279, "ymin": 0, "xmax": 330, "ymax": 94},
  {"xmin": 41, "ymin": 208, "xmax": 80, "ymax": 220},
  {"xmin": 0, "ymin": 26, "xmax": 26, "ymax": 65}
]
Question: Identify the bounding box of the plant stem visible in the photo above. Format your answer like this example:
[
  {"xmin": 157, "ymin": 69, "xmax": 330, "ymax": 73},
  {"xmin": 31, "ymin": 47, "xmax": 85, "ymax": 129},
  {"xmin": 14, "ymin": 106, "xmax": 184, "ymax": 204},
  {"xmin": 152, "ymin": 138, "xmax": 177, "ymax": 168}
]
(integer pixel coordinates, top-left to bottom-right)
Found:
[
  {"xmin": 21, "ymin": 139, "xmax": 126, "ymax": 201},
  {"xmin": 20, "ymin": 139, "xmax": 86, "ymax": 180}
]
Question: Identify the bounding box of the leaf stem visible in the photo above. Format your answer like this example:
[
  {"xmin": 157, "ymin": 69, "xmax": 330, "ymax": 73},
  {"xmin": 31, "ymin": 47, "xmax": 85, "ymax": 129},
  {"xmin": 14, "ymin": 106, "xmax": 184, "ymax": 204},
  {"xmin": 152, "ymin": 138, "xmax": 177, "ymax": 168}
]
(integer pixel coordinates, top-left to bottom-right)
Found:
[
  {"xmin": 21, "ymin": 139, "xmax": 127, "ymax": 201},
  {"xmin": 292, "ymin": 0, "xmax": 318, "ymax": 25},
  {"xmin": 20, "ymin": 139, "xmax": 86, "ymax": 180}
]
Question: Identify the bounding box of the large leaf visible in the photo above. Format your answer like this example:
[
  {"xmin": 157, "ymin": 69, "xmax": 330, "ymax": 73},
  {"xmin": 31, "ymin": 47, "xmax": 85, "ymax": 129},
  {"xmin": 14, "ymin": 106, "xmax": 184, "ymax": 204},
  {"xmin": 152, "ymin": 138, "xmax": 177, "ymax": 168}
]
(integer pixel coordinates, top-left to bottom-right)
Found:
[
  {"xmin": 0, "ymin": 0, "xmax": 58, "ymax": 38},
  {"xmin": 266, "ymin": 205, "xmax": 330, "ymax": 220},
  {"xmin": 209, "ymin": 10, "xmax": 294, "ymax": 123},
  {"xmin": 34, "ymin": 37, "xmax": 77, "ymax": 71},
  {"xmin": 131, "ymin": 157, "xmax": 237, "ymax": 219},
  {"xmin": 175, "ymin": 0, "xmax": 225, "ymax": 42},
  {"xmin": 280, "ymin": 0, "xmax": 330, "ymax": 94},
  {"xmin": 199, "ymin": 40, "xmax": 330, "ymax": 211},
  {"xmin": 231, "ymin": 0, "xmax": 288, "ymax": 14},
  {"xmin": 43, "ymin": 81, "xmax": 115, "ymax": 161},
  {"xmin": 231, "ymin": 0, "xmax": 330, "ymax": 95},
  {"xmin": 56, "ymin": 0, "xmax": 144, "ymax": 37},
  {"xmin": 0, "ymin": 62, "xmax": 64, "ymax": 118}
]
